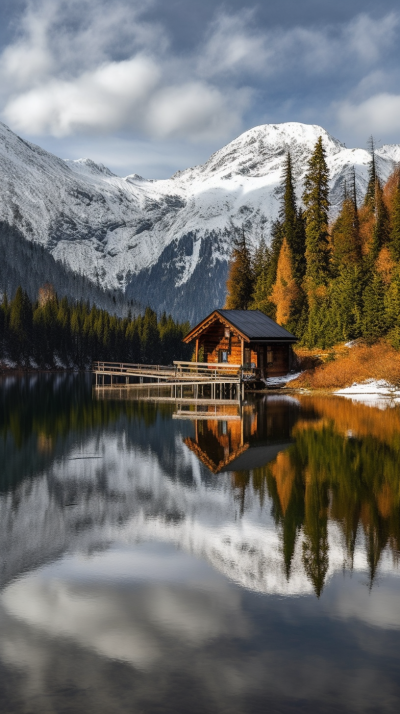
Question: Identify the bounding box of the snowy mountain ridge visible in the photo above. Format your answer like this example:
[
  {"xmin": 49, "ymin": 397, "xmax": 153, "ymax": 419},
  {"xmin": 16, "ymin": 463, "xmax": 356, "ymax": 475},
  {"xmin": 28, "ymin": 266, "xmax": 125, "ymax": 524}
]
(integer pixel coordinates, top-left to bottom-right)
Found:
[{"xmin": 0, "ymin": 121, "xmax": 399, "ymax": 322}]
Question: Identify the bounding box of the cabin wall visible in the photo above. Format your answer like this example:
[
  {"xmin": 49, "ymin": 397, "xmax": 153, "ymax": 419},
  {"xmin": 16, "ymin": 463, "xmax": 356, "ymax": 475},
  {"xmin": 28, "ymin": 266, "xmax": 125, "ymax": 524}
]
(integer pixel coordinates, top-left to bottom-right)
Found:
[
  {"xmin": 199, "ymin": 322, "xmax": 242, "ymax": 365},
  {"xmin": 195, "ymin": 319, "xmax": 293, "ymax": 376},
  {"xmin": 262, "ymin": 344, "xmax": 290, "ymax": 377}
]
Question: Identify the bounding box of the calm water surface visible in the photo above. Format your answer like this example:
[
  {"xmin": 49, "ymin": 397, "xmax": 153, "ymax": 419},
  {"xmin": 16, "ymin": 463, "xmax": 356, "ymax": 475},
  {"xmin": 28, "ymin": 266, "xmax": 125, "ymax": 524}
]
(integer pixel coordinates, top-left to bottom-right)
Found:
[{"xmin": 1, "ymin": 375, "xmax": 400, "ymax": 713}]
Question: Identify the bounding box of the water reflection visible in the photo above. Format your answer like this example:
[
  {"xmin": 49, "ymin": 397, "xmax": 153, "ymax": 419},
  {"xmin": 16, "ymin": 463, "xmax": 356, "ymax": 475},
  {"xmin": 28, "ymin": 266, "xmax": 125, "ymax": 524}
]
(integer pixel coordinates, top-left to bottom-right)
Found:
[{"xmin": 1, "ymin": 376, "xmax": 400, "ymax": 713}]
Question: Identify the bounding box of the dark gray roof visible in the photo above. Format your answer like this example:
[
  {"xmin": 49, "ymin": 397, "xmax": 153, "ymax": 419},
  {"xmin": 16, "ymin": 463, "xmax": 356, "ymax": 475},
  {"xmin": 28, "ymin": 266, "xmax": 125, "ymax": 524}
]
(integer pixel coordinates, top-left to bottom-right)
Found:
[{"xmin": 217, "ymin": 310, "xmax": 297, "ymax": 341}]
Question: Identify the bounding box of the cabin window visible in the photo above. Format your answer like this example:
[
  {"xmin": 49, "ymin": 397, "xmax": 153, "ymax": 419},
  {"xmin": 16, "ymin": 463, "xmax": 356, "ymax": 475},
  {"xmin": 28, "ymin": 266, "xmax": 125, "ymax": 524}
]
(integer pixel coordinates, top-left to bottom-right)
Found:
[
  {"xmin": 244, "ymin": 348, "xmax": 251, "ymax": 367},
  {"xmin": 219, "ymin": 350, "xmax": 228, "ymax": 363},
  {"xmin": 224, "ymin": 328, "xmax": 230, "ymax": 339},
  {"xmin": 267, "ymin": 347, "xmax": 274, "ymax": 364}
]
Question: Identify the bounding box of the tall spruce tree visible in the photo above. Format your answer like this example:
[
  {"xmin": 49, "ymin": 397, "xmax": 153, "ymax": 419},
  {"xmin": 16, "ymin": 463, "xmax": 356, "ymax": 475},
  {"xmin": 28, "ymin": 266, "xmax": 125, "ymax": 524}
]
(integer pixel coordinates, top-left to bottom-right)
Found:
[
  {"xmin": 362, "ymin": 272, "xmax": 387, "ymax": 342},
  {"xmin": 302, "ymin": 137, "xmax": 330, "ymax": 346},
  {"xmin": 331, "ymin": 194, "xmax": 361, "ymax": 272},
  {"xmin": 280, "ymin": 152, "xmax": 307, "ymax": 286},
  {"xmin": 281, "ymin": 152, "xmax": 297, "ymax": 249},
  {"xmin": 364, "ymin": 137, "xmax": 378, "ymax": 208},
  {"xmin": 371, "ymin": 180, "xmax": 390, "ymax": 259},
  {"xmin": 225, "ymin": 229, "xmax": 254, "ymax": 309},
  {"xmin": 251, "ymin": 237, "xmax": 274, "ymax": 314},
  {"xmin": 303, "ymin": 137, "xmax": 330, "ymax": 288}
]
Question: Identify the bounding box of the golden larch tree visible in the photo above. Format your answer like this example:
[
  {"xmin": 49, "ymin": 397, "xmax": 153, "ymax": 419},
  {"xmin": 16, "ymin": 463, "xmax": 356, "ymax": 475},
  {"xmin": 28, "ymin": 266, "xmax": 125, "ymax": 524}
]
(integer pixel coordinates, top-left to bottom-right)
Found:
[{"xmin": 270, "ymin": 238, "xmax": 298, "ymax": 325}]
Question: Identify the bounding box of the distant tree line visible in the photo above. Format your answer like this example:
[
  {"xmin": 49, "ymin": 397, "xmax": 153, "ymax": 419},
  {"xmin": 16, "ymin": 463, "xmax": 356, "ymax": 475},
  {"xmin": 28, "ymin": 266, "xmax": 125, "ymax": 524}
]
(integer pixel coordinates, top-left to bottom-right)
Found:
[
  {"xmin": 0, "ymin": 285, "xmax": 191, "ymax": 368},
  {"xmin": 225, "ymin": 138, "xmax": 400, "ymax": 348},
  {"xmin": 0, "ymin": 221, "xmax": 136, "ymax": 317}
]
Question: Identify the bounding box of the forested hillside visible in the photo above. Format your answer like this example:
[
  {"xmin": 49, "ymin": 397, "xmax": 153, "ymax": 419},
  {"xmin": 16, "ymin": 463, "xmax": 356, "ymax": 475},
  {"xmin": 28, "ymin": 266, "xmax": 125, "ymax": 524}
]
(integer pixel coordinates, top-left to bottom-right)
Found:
[
  {"xmin": 0, "ymin": 221, "xmax": 133, "ymax": 317},
  {"xmin": 0, "ymin": 287, "xmax": 191, "ymax": 369},
  {"xmin": 226, "ymin": 138, "xmax": 400, "ymax": 349}
]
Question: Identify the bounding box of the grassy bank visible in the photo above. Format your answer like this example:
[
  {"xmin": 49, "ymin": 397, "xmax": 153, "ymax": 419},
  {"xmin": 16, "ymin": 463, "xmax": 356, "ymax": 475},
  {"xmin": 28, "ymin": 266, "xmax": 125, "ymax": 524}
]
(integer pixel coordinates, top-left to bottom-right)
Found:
[{"xmin": 291, "ymin": 341, "xmax": 400, "ymax": 390}]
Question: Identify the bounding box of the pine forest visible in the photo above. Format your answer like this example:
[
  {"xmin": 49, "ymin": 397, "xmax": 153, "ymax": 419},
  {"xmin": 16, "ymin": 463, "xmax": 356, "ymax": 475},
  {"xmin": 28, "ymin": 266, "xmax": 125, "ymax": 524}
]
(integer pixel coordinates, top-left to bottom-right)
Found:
[
  {"xmin": 0, "ymin": 286, "xmax": 191, "ymax": 369},
  {"xmin": 226, "ymin": 137, "xmax": 400, "ymax": 350}
]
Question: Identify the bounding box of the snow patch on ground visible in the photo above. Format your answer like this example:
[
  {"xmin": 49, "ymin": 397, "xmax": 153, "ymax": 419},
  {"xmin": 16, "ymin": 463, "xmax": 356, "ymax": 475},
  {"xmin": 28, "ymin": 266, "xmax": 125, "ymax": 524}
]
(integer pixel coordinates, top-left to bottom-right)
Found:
[
  {"xmin": 335, "ymin": 379, "xmax": 400, "ymax": 408},
  {"xmin": 265, "ymin": 372, "xmax": 302, "ymax": 387}
]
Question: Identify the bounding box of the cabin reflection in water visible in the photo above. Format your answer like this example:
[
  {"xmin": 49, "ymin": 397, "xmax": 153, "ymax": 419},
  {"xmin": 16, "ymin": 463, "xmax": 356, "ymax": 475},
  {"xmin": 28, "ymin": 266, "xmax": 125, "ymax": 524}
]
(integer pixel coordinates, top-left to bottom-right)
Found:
[{"xmin": 183, "ymin": 398, "xmax": 298, "ymax": 474}]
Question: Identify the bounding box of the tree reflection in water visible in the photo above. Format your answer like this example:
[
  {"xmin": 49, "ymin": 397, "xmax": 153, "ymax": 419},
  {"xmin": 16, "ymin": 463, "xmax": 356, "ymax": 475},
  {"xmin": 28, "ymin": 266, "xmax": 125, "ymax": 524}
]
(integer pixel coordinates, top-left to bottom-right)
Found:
[{"xmin": 185, "ymin": 395, "xmax": 400, "ymax": 596}]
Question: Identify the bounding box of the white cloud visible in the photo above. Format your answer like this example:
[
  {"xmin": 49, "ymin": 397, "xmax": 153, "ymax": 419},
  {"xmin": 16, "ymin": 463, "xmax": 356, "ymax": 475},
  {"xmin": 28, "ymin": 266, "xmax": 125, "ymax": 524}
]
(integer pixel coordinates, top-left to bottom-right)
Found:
[
  {"xmin": 5, "ymin": 56, "xmax": 161, "ymax": 136},
  {"xmin": 0, "ymin": 0, "xmax": 248, "ymax": 141},
  {"xmin": 337, "ymin": 93, "xmax": 400, "ymax": 137},
  {"xmin": 198, "ymin": 12, "xmax": 270, "ymax": 77},
  {"xmin": 146, "ymin": 82, "xmax": 248, "ymax": 140},
  {"xmin": 344, "ymin": 12, "xmax": 399, "ymax": 64},
  {"xmin": 198, "ymin": 11, "xmax": 400, "ymax": 80},
  {"xmin": 0, "ymin": 1, "xmax": 399, "ymax": 145}
]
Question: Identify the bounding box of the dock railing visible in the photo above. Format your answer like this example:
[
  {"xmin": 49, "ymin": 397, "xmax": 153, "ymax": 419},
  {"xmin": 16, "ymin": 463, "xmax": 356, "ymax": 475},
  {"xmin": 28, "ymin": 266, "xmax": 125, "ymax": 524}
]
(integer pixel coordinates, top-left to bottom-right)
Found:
[
  {"xmin": 173, "ymin": 361, "xmax": 241, "ymax": 381},
  {"xmin": 92, "ymin": 360, "xmax": 242, "ymax": 383}
]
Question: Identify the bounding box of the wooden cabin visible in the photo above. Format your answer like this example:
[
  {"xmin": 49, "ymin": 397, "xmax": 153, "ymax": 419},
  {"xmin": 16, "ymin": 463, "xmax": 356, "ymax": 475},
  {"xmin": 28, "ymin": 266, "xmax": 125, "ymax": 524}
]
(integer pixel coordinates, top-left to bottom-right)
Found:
[{"xmin": 183, "ymin": 309, "xmax": 297, "ymax": 379}]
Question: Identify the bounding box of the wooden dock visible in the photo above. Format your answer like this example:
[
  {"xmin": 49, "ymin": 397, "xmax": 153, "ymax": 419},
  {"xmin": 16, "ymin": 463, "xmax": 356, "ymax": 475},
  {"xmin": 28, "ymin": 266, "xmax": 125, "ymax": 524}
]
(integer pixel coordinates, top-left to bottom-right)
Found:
[{"xmin": 92, "ymin": 360, "xmax": 244, "ymax": 402}]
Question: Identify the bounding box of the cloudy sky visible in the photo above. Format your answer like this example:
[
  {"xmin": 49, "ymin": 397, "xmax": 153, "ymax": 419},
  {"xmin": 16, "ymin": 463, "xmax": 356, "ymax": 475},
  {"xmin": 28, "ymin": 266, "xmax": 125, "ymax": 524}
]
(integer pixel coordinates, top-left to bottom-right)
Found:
[{"xmin": 0, "ymin": 0, "xmax": 399, "ymax": 177}]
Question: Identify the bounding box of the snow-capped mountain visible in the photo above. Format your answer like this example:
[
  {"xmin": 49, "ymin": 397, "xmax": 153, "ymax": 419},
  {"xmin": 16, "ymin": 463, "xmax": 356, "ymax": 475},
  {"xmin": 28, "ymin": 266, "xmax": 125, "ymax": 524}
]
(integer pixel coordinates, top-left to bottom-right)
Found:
[{"xmin": 1, "ymin": 121, "xmax": 399, "ymax": 322}]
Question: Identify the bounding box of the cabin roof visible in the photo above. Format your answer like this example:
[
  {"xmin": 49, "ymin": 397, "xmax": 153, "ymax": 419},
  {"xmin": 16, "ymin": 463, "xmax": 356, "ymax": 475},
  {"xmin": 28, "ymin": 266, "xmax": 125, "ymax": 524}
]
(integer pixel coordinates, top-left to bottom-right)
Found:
[{"xmin": 183, "ymin": 309, "xmax": 297, "ymax": 343}]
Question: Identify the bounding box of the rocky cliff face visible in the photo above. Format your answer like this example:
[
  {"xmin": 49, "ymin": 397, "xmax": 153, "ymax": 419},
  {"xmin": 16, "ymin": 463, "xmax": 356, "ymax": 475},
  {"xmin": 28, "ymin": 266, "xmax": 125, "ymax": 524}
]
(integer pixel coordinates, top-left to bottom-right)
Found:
[{"xmin": 1, "ymin": 121, "xmax": 399, "ymax": 322}]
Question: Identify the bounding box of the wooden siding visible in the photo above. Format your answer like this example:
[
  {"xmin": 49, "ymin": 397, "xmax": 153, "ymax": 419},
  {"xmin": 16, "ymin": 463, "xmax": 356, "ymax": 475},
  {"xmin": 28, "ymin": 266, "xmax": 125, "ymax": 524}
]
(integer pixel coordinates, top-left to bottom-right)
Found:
[
  {"xmin": 195, "ymin": 317, "xmax": 292, "ymax": 377},
  {"xmin": 199, "ymin": 321, "xmax": 243, "ymax": 365}
]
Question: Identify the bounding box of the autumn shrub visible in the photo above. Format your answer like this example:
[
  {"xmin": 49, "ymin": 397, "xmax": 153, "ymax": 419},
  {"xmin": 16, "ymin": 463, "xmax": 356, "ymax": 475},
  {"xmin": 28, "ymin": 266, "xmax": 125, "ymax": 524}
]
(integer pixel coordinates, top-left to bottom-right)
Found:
[{"xmin": 290, "ymin": 341, "xmax": 400, "ymax": 389}]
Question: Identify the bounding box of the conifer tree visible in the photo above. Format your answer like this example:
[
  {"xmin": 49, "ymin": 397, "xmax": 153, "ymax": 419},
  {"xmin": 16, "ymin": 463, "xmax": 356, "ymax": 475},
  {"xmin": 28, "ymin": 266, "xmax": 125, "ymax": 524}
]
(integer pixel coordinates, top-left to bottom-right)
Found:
[
  {"xmin": 303, "ymin": 137, "xmax": 330, "ymax": 289},
  {"xmin": 141, "ymin": 307, "xmax": 161, "ymax": 364},
  {"xmin": 280, "ymin": 153, "xmax": 307, "ymax": 285},
  {"xmin": 251, "ymin": 238, "xmax": 273, "ymax": 313},
  {"xmin": 225, "ymin": 229, "xmax": 254, "ymax": 309},
  {"xmin": 362, "ymin": 272, "xmax": 387, "ymax": 342},
  {"xmin": 302, "ymin": 137, "xmax": 330, "ymax": 346},
  {"xmin": 9, "ymin": 287, "xmax": 32, "ymax": 362},
  {"xmin": 384, "ymin": 267, "xmax": 400, "ymax": 348},
  {"xmin": 364, "ymin": 137, "xmax": 378, "ymax": 208},
  {"xmin": 270, "ymin": 238, "xmax": 299, "ymax": 326},
  {"xmin": 371, "ymin": 180, "xmax": 390, "ymax": 259},
  {"xmin": 390, "ymin": 171, "xmax": 400, "ymax": 261},
  {"xmin": 331, "ymin": 195, "xmax": 361, "ymax": 272},
  {"xmin": 281, "ymin": 152, "xmax": 297, "ymax": 248}
]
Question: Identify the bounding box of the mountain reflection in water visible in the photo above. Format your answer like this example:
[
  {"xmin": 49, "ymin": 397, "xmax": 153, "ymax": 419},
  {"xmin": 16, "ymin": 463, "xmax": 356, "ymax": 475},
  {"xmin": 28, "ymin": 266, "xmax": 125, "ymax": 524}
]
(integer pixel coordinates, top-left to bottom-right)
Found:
[{"xmin": 1, "ymin": 375, "xmax": 400, "ymax": 714}]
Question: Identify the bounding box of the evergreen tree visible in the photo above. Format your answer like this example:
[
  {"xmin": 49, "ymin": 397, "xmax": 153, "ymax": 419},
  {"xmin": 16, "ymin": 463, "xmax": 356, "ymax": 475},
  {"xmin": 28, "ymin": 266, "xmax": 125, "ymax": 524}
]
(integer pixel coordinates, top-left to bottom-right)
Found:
[
  {"xmin": 280, "ymin": 152, "xmax": 306, "ymax": 285},
  {"xmin": 327, "ymin": 265, "xmax": 364, "ymax": 344},
  {"xmin": 331, "ymin": 195, "xmax": 361, "ymax": 272},
  {"xmin": 303, "ymin": 137, "xmax": 330, "ymax": 290},
  {"xmin": 281, "ymin": 152, "xmax": 297, "ymax": 250},
  {"xmin": 302, "ymin": 137, "xmax": 330, "ymax": 346},
  {"xmin": 9, "ymin": 287, "xmax": 32, "ymax": 362},
  {"xmin": 364, "ymin": 137, "xmax": 378, "ymax": 208},
  {"xmin": 225, "ymin": 229, "xmax": 254, "ymax": 309},
  {"xmin": 250, "ymin": 238, "xmax": 275, "ymax": 315},
  {"xmin": 371, "ymin": 180, "xmax": 390, "ymax": 259},
  {"xmin": 141, "ymin": 307, "xmax": 161, "ymax": 364},
  {"xmin": 385, "ymin": 267, "xmax": 400, "ymax": 348},
  {"xmin": 390, "ymin": 171, "xmax": 400, "ymax": 261},
  {"xmin": 362, "ymin": 272, "xmax": 387, "ymax": 342}
]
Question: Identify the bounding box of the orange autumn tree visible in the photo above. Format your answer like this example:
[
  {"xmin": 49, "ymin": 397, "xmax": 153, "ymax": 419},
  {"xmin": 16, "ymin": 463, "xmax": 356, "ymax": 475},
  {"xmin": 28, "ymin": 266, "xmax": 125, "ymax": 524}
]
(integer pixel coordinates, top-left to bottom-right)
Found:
[{"xmin": 270, "ymin": 238, "xmax": 299, "ymax": 326}]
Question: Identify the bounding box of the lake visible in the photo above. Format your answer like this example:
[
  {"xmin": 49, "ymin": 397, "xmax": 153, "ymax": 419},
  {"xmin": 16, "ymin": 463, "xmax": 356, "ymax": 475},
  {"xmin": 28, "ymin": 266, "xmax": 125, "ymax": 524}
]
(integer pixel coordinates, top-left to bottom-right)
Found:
[{"xmin": 1, "ymin": 375, "xmax": 400, "ymax": 713}]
